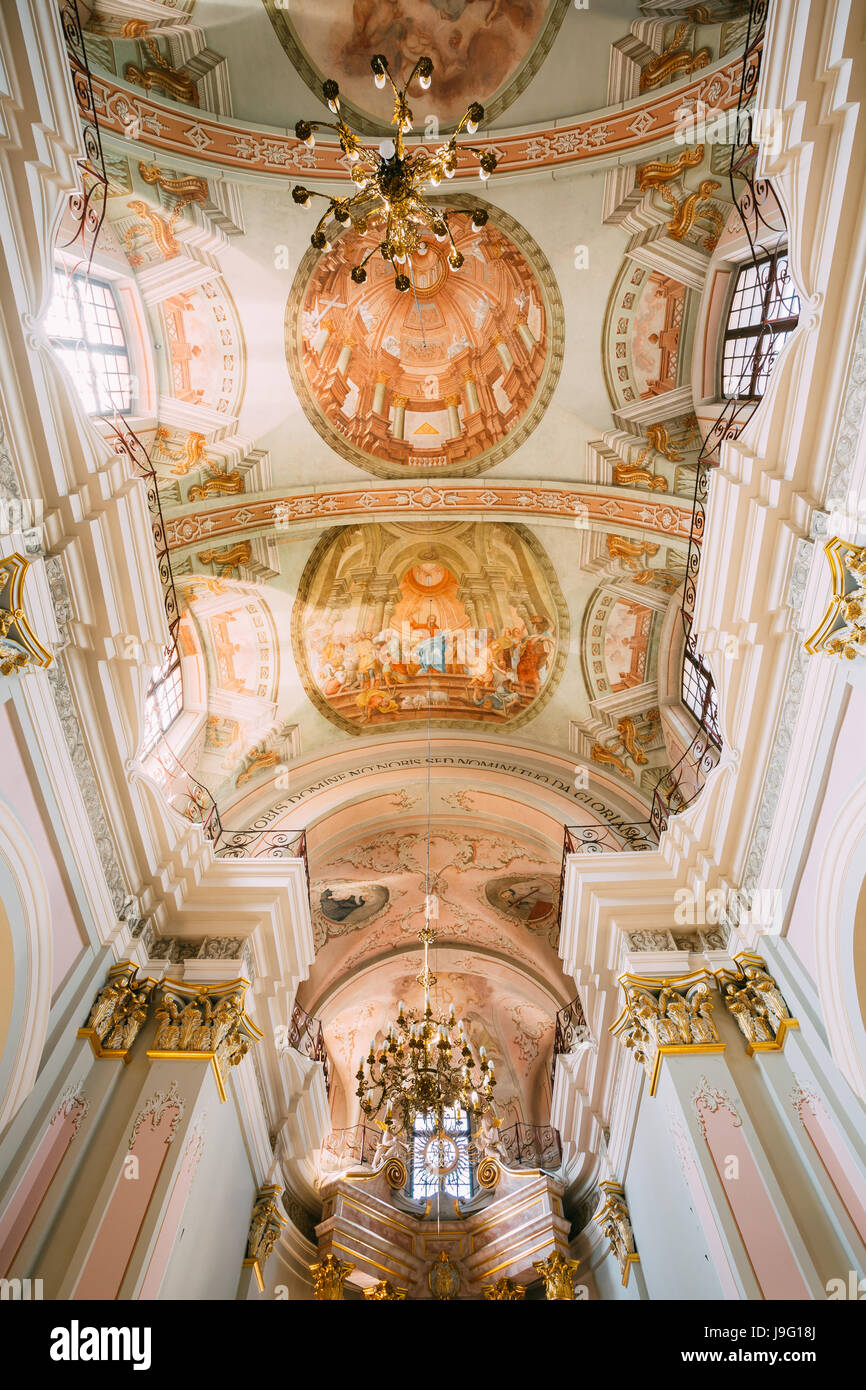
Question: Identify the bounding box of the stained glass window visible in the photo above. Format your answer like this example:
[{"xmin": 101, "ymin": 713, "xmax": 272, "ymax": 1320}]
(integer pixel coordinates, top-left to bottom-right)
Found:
[
  {"xmin": 721, "ymin": 251, "xmax": 800, "ymax": 399},
  {"xmin": 410, "ymin": 1108, "xmax": 473, "ymax": 1202},
  {"xmin": 45, "ymin": 269, "xmax": 133, "ymax": 414}
]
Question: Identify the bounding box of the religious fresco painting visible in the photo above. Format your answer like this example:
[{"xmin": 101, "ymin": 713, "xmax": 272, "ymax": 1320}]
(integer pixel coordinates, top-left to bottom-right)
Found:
[
  {"xmin": 286, "ymin": 202, "xmax": 563, "ymax": 478},
  {"xmin": 484, "ymin": 873, "xmax": 559, "ymax": 938},
  {"xmin": 292, "ymin": 521, "xmax": 568, "ymax": 732},
  {"xmin": 265, "ymin": 0, "xmax": 569, "ymax": 132},
  {"xmin": 317, "ymin": 883, "xmax": 390, "ymax": 932}
]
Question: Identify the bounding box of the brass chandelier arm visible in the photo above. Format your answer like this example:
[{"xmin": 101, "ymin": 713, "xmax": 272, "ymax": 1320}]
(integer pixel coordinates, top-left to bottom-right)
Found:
[{"xmin": 292, "ymin": 55, "xmax": 493, "ymax": 290}]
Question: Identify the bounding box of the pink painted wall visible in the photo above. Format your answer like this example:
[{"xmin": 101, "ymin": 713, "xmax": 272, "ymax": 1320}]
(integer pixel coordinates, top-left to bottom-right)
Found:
[
  {"xmin": 138, "ymin": 1129, "xmax": 203, "ymax": 1300},
  {"xmin": 698, "ymin": 1096, "xmax": 811, "ymax": 1299},
  {"xmin": 0, "ymin": 1098, "xmax": 84, "ymax": 1276},
  {"xmin": 0, "ymin": 702, "xmax": 86, "ymax": 994},
  {"xmin": 72, "ymin": 1104, "xmax": 179, "ymax": 1300},
  {"xmin": 796, "ymin": 1093, "xmax": 866, "ymax": 1244}
]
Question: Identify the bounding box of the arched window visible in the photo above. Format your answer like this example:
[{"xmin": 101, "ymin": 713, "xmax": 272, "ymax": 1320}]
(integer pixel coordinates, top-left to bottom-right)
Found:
[
  {"xmin": 682, "ymin": 648, "xmax": 720, "ymax": 742},
  {"xmin": 721, "ymin": 250, "xmax": 800, "ymax": 399},
  {"xmin": 45, "ymin": 268, "xmax": 133, "ymax": 414},
  {"xmin": 410, "ymin": 1108, "xmax": 473, "ymax": 1202},
  {"xmin": 141, "ymin": 649, "xmax": 183, "ymax": 757}
]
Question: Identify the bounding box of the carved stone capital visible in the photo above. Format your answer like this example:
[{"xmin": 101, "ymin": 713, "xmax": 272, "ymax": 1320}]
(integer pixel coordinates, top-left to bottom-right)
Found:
[{"xmin": 243, "ymin": 1184, "xmax": 287, "ymax": 1290}]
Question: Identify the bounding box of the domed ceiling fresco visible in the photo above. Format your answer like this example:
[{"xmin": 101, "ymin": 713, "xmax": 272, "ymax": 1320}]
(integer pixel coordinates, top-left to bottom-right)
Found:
[
  {"xmin": 263, "ymin": 0, "xmax": 571, "ymax": 133},
  {"xmin": 292, "ymin": 520, "xmax": 568, "ymax": 732},
  {"xmin": 64, "ymin": 0, "xmax": 743, "ymax": 1137},
  {"xmin": 286, "ymin": 202, "xmax": 562, "ymax": 478}
]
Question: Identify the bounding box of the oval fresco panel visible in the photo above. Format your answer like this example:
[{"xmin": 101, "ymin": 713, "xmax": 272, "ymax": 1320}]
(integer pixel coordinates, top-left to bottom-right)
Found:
[
  {"xmin": 485, "ymin": 873, "xmax": 559, "ymax": 941},
  {"xmin": 286, "ymin": 199, "xmax": 563, "ymax": 479},
  {"xmin": 292, "ymin": 520, "xmax": 568, "ymax": 732},
  {"xmin": 264, "ymin": 0, "xmax": 570, "ymax": 134}
]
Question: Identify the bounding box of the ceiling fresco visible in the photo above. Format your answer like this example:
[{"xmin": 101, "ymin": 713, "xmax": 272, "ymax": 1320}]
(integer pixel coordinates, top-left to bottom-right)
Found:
[
  {"xmin": 60, "ymin": 0, "xmax": 747, "ymax": 1133},
  {"xmin": 291, "ymin": 520, "xmax": 568, "ymax": 733},
  {"xmin": 262, "ymin": 0, "xmax": 571, "ymax": 134},
  {"xmin": 286, "ymin": 200, "xmax": 562, "ymax": 478}
]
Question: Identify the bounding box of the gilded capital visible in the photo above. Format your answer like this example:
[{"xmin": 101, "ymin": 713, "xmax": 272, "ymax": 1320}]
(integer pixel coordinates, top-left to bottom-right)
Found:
[
  {"xmin": 805, "ymin": 537, "xmax": 866, "ymax": 658},
  {"xmin": 595, "ymin": 1179, "xmax": 640, "ymax": 1286},
  {"xmin": 363, "ymin": 1280, "xmax": 407, "ymax": 1300},
  {"xmin": 716, "ymin": 953, "xmax": 798, "ymax": 1052},
  {"xmin": 146, "ymin": 978, "xmax": 262, "ymax": 1102},
  {"xmin": 244, "ymin": 1185, "xmax": 287, "ymax": 1286},
  {"xmin": 533, "ymin": 1250, "xmax": 580, "ymax": 1300},
  {"xmin": 310, "ymin": 1252, "xmax": 354, "ymax": 1300},
  {"xmin": 78, "ymin": 962, "xmax": 156, "ymax": 1060},
  {"xmin": 610, "ymin": 971, "xmax": 723, "ymax": 1095},
  {"xmin": 483, "ymin": 1276, "xmax": 525, "ymax": 1300}
]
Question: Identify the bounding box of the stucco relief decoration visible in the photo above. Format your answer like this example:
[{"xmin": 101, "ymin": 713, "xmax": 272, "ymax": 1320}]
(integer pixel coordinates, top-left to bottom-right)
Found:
[
  {"xmin": 128, "ymin": 1080, "xmax": 185, "ymax": 1150},
  {"xmin": 292, "ymin": 520, "xmax": 568, "ymax": 732},
  {"xmin": 264, "ymin": 0, "xmax": 570, "ymax": 133},
  {"xmin": 286, "ymin": 201, "xmax": 563, "ymax": 478}
]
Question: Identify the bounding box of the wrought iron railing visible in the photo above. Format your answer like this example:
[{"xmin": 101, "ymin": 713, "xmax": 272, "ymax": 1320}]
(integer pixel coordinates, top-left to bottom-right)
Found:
[
  {"xmin": 288, "ymin": 1000, "xmax": 330, "ymax": 1097},
  {"xmin": 499, "ymin": 1123, "xmax": 562, "ymax": 1171},
  {"xmin": 60, "ymin": 1, "xmax": 108, "ymax": 280},
  {"xmin": 551, "ymin": 995, "xmax": 592, "ymax": 1086},
  {"xmin": 100, "ymin": 416, "xmax": 312, "ymax": 889},
  {"xmin": 322, "ymin": 1124, "xmax": 380, "ymax": 1169},
  {"xmin": 556, "ymin": 1, "xmax": 784, "ymax": 937}
]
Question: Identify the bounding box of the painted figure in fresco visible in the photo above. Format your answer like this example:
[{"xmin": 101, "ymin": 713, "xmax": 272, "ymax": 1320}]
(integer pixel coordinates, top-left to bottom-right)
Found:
[
  {"xmin": 320, "ymin": 888, "xmax": 369, "ymax": 922},
  {"xmin": 499, "ymin": 879, "xmax": 554, "ymax": 925}
]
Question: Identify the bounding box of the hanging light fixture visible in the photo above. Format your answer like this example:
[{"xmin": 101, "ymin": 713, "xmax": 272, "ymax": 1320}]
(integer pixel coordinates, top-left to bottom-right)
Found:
[
  {"xmin": 291, "ymin": 55, "xmax": 496, "ymax": 293},
  {"xmin": 355, "ymin": 600, "xmax": 496, "ymax": 1140}
]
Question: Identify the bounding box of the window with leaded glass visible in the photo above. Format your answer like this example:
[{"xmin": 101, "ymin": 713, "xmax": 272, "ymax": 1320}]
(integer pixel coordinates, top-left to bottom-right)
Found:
[
  {"xmin": 45, "ymin": 269, "xmax": 133, "ymax": 414},
  {"xmin": 721, "ymin": 250, "xmax": 800, "ymax": 400}
]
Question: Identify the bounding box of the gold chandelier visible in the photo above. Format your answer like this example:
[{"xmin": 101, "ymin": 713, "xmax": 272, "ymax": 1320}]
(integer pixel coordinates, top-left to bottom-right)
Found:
[
  {"xmin": 355, "ymin": 921, "xmax": 495, "ymax": 1138},
  {"xmin": 291, "ymin": 54, "xmax": 497, "ymax": 292}
]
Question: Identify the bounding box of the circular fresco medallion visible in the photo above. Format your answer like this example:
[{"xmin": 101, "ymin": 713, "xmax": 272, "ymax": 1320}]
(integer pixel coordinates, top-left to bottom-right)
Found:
[
  {"xmin": 285, "ymin": 198, "xmax": 564, "ymax": 480},
  {"xmin": 291, "ymin": 519, "xmax": 569, "ymax": 733},
  {"xmin": 317, "ymin": 882, "xmax": 390, "ymax": 932},
  {"xmin": 485, "ymin": 873, "xmax": 559, "ymax": 932},
  {"xmin": 263, "ymin": 0, "xmax": 571, "ymax": 134}
]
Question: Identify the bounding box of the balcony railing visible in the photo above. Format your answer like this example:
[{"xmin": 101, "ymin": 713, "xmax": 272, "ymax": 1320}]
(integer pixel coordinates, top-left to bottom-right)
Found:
[
  {"xmin": 551, "ymin": 995, "xmax": 592, "ymax": 1085},
  {"xmin": 322, "ymin": 1124, "xmax": 379, "ymax": 1169},
  {"xmin": 288, "ymin": 1001, "xmax": 330, "ymax": 1097},
  {"xmin": 499, "ymin": 1123, "xmax": 562, "ymax": 1171}
]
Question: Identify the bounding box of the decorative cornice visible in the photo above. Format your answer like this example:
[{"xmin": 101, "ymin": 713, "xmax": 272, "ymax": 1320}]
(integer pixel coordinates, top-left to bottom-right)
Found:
[
  {"xmin": 79, "ymin": 53, "xmax": 749, "ymax": 182},
  {"xmin": 164, "ymin": 483, "xmax": 693, "ymax": 554}
]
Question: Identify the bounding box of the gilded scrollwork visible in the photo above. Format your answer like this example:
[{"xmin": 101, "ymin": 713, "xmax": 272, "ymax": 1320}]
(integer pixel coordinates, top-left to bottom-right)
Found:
[
  {"xmin": 147, "ymin": 979, "xmax": 262, "ymax": 1100},
  {"xmin": 532, "ymin": 1250, "xmax": 580, "ymax": 1300},
  {"xmin": 483, "ymin": 1277, "xmax": 526, "ymax": 1300},
  {"xmin": 595, "ymin": 1180, "xmax": 640, "ymax": 1286},
  {"xmin": 78, "ymin": 962, "xmax": 156, "ymax": 1058},
  {"xmin": 245, "ymin": 1184, "xmax": 287, "ymax": 1276},
  {"xmin": 805, "ymin": 538, "xmax": 866, "ymax": 659},
  {"xmin": 0, "ymin": 552, "xmax": 52, "ymax": 678},
  {"xmin": 310, "ymin": 1252, "xmax": 354, "ymax": 1300},
  {"xmin": 716, "ymin": 953, "xmax": 797, "ymax": 1050},
  {"xmin": 611, "ymin": 972, "xmax": 723, "ymax": 1094}
]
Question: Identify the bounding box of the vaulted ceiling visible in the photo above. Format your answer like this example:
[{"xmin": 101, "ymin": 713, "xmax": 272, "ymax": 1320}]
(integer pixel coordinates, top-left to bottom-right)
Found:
[{"xmin": 72, "ymin": 0, "xmax": 747, "ymax": 1121}]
